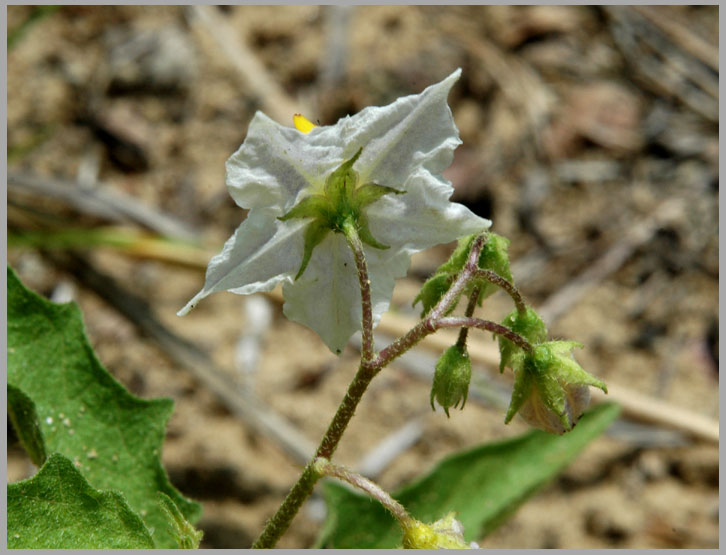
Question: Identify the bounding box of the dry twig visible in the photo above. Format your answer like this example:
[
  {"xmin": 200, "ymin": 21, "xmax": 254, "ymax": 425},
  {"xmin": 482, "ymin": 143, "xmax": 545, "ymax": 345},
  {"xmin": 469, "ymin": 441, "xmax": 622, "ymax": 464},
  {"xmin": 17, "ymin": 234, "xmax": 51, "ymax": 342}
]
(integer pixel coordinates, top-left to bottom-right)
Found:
[
  {"xmin": 631, "ymin": 6, "xmax": 718, "ymax": 73},
  {"xmin": 8, "ymin": 171, "xmax": 199, "ymax": 242}
]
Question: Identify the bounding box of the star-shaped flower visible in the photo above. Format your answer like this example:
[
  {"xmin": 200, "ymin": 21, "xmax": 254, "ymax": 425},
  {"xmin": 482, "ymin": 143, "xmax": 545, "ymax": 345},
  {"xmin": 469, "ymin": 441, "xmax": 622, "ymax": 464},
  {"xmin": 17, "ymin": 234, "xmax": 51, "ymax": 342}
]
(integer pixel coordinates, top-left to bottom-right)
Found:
[{"xmin": 179, "ymin": 69, "xmax": 490, "ymax": 354}]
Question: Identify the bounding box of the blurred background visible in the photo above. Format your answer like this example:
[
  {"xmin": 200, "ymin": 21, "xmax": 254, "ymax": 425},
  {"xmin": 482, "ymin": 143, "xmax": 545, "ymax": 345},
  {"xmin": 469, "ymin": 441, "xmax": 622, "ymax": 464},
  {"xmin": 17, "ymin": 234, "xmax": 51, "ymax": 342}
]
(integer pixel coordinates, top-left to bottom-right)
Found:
[{"xmin": 7, "ymin": 5, "xmax": 718, "ymax": 548}]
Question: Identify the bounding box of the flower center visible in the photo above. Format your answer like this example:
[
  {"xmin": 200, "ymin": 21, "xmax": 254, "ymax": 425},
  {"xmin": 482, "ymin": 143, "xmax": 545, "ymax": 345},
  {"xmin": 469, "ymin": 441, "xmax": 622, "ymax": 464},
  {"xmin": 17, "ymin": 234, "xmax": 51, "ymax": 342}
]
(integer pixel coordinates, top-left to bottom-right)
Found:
[{"xmin": 279, "ymin": 147, "xmax": 404, "ymax": 280}]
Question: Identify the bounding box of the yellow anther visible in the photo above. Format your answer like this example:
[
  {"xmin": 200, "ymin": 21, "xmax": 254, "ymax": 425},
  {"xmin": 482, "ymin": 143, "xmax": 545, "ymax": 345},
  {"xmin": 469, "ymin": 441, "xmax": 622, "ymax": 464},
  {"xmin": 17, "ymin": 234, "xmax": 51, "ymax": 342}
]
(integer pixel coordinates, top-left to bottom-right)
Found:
[{"xmin": 293, "ymin": 113, "xmax": 317, "ymax": 134}]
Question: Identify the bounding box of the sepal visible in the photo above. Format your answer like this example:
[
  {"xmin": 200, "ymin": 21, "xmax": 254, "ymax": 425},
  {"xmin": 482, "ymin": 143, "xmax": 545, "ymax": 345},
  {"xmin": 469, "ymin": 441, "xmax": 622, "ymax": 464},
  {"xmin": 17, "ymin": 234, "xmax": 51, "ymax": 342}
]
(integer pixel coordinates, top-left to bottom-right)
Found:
[{"xmin": 431, "ymin": 344, "xmax": 472, "ymax": 417}]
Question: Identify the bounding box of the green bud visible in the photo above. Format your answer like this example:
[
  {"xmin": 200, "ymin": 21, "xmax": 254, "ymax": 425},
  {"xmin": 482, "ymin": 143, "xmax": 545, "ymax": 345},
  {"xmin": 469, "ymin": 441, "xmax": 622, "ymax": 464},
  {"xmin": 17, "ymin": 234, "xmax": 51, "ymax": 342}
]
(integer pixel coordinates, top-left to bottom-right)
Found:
[
  {"xmin": 504, "ymin": 341, "xmax": 607, "ymax": 434},
  {"xmin": 438, "ymin": 234, "xmax": 477, "ymax": 274},
  {"xmin": 413, "ymin": 273, "xmax": 453, "ymax": 317},
  {"xmin": 498, "ymin": 307, "xmax": 547, "ymax": 373},
  {"xmin": 431, "ymin": 344, "xmax": 472, "ymax": 417},
  {"xmin": 475, "ymin": 232, "xmax": 513, "ymax": 301},
  {"xmin": 415, "ymin": 232, "xmax": 515, "ymax": 317},
  {"xmin": 413, "ymin": 235, "xmax": 476, "ymax": 317},
  {"xmin": 401, "ymin": 512, "xmax": 477, "ymax": 549}
]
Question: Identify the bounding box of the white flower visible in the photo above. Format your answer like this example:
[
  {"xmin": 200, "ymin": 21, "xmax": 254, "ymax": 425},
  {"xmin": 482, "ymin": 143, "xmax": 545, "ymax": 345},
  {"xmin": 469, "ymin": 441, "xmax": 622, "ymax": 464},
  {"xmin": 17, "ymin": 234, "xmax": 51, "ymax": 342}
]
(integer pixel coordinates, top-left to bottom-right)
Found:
[{"xmin": 179, "ymin": 69, "xmax": 490, "ymax": 354}]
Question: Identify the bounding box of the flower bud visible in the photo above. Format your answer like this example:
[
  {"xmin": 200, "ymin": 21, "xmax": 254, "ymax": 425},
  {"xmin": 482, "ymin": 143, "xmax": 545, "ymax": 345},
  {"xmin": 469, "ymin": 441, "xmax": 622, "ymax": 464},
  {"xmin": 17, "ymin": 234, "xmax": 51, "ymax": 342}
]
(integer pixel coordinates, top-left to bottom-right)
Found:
[
  {"xmin": 438, "ymin": 234, "xmax": 477, "ymax": 274},
  {"xmin": 413, "ymin": 234, "xmax": 476, "ymax": 317},
  {"xmin": 431, "ymin": 344, "xmax": 472, "ymax": 417},
  {"xmin": 475, "ymin": 232, "xmax": 513, "ymax": 300},
  {"xmin": 498, "ymin": 307, "xmax": 547, "ymax": 373},
  {"xmin": 413, "ymin": 273, "xmax": 453, "ymax": 317},
  {"xmin": 504, "ymin": 341, "xmax": 607, "ymax": 434},
  {"xmin": 401, "ymin": 512, "xmax": 478, "ymax": 549}
]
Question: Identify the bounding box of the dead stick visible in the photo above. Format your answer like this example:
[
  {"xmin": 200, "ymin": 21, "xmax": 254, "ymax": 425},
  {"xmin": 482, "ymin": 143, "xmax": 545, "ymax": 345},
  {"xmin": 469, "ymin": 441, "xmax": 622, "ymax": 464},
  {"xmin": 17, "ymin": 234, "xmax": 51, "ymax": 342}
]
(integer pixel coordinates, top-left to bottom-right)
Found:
[
  {"xmin": 632, "ymin": 6, "xmax": 718, "ymax": 72},
  {"xmin": 26, "ymin": 225, "xmax": 716, "ymax": 443},
  {"xmin": 8, "ymin": 171, "xmax": 199, "ymax": 242}
]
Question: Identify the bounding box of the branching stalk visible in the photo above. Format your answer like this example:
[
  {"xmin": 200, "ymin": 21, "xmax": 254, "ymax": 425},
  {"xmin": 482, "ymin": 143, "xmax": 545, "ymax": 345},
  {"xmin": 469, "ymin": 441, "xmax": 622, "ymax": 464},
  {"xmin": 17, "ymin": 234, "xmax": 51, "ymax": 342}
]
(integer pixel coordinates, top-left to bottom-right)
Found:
[
  {"xmin": 473, "ymin": 268, "xmax": 527, "ymax": 315},
  {"xmin": 252, "ymin": 232, "xmax": 534, "ymax": 547},
  {"xmin": 314, "ymin": 458, "xmax": 411, "ymax": 525},
  {"xmin": 457, "ymin": 285, "xmax": 481, "ymax": 348}
]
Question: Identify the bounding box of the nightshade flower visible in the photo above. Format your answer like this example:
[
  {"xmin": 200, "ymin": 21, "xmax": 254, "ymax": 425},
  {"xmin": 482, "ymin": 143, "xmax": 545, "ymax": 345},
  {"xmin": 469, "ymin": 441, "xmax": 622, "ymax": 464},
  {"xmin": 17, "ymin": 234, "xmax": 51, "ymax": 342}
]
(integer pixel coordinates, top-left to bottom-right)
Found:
[{"xmin": 179, "ymin": 69, "xmax": 490, "ymax": 354}]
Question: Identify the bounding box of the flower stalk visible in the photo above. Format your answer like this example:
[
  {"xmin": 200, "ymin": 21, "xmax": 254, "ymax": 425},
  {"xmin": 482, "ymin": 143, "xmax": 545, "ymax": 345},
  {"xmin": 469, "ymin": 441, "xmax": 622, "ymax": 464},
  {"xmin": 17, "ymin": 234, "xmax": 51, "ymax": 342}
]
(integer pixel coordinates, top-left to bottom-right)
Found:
[
  {"xmin": 343, "ymin": 221, "xmax": 375, "ymax": 364},
  {"xmin": 252, "ymin": 231, "xmax": 535, "ymax": 547},
  {"xmin": 252, "ymin": 360, "xmax": 378, "ymax": 548},
  {"xmin": 473, "ymin": 268, "xmax": 527, "ymax": 315},
  {"xmin": 313, "ymin": 458, "xmax": 410, "ymax": 525},
  {"xmin": 456, "ymin": 285, "xmax": 481, "ymax": 348}
]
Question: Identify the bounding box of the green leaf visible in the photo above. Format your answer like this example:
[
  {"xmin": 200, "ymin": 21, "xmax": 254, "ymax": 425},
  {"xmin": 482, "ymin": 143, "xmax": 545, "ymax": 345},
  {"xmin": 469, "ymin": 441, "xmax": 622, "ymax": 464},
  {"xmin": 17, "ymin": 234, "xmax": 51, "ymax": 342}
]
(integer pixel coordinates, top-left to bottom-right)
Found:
[
  {"xmin": 7, "ymin": 266, "xmax": 201, "ymax": 548},
  {"xmin": 8, "ymin": 453, "xmax": 155, "ymax": 549},
  {"xmin": 8, "ymin": 384, "xmax": 47, "ymax": 467},
  {"xmin": 319, "ymin": 403, "xmax": 621, "ymax": 548},
  {"xmin": 158, "ymin": 492, "xmax": 204, "ymax": 549}
]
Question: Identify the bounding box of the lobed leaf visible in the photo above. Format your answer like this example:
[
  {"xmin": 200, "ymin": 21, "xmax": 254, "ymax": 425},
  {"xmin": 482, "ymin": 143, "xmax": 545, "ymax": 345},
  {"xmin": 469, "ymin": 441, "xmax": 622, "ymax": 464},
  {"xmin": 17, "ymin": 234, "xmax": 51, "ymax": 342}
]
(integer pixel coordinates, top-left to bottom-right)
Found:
[
  {"xmin": 8, "ymin": 453, "xmax": 155, "ymax": 549},
  {"xmin": 7, "ymin": 266, "xmax": 201, "ymax": 548}
]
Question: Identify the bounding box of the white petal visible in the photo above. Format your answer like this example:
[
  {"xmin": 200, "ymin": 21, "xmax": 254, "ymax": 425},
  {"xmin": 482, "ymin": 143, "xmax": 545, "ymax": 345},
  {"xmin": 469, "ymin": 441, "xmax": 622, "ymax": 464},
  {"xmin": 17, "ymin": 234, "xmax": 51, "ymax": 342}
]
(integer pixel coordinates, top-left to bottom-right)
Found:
[
  {"xmin": 225, "ymin": 112, "xmax": 344, "ymax": 212},
  {"xmin": 281, "ymin": 232, "xmax": 360, "ymax": 354},
  {"xmin": 182, "ymin": 69, "xmax": 491, "ymax": 355},
  {"xmin": 366, "ymin": 168, "xmax": 491, "ymax": 251},
  {"xmin": 366, "ymin": 247, "xmax": 413, "ymax": 330},
  {"xmin": 335, "ymin": 69, "xmax": 463, "ymax": 188},
  {"xmin": 281, "ymin": 232, "xmax": 412, "ymax": 354},
  {"xmin": 177, "ymin": 210, "xmax": 306, "ymax": 316}
]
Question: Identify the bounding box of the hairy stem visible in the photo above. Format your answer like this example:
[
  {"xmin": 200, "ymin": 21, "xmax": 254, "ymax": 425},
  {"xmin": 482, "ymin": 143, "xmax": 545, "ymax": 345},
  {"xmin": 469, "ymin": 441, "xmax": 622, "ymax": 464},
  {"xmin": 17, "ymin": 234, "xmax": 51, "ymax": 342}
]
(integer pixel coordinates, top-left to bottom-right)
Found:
[
  {"xmin": 456, "ymin": 286, "xmax": 481, "ymax": 348},
  {"xmin": 344, "ymin": 221, "xmax": 375, "ymax": 363},
  {"xmin": 374, "ymin": 314, "xmax": 534, "ymax": 373},
  {"xmin": 473, "ymin": 268, "xmax": 527, "ymax": 315},
  {"xmin": 252, "ymin": 362, "xmax": 378, "ymax": 548},
  {"xmin": 436, "ymin": 316, "xmax": 534, "ymax": 352},
  {"xmin": 428, "ymin": 234, "xmax": 487, "ymax": 321},
  {"xmin": 253, "ymin": 223, "xmax": 380, "ymax": 548},
  {"xmin": 314, "ymin": 458, "xmax": 411, "ymax": 525},
  {"xmin": 251, "ymin": 232, "xmax": 527, "ymax": 548}
]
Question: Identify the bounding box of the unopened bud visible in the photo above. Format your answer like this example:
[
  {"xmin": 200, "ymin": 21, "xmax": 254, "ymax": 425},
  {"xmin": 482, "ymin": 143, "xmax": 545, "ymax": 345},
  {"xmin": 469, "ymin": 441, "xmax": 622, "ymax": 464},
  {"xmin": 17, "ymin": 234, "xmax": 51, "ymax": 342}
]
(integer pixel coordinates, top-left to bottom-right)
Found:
[
  {"xmin": 475, "ymin": 232, "xmax": 513, "ymax": 300},
  {"xmin": 498, "ymin": 307, "xmax": 547, "ymax": 373},
  {"xmin": 505, "ymin": 341, "xmax": 607, "ymax": 434},
  {"xmin": 413, "ymin": 273, "xmax": 453, "ymax": 317},
  {"xmin": 431, "ymin": 345, "xmax": 472, "ymax": 417},
  {"xmin": 401, "ymin": 512, "xmax": 477, "ymax": 549}
]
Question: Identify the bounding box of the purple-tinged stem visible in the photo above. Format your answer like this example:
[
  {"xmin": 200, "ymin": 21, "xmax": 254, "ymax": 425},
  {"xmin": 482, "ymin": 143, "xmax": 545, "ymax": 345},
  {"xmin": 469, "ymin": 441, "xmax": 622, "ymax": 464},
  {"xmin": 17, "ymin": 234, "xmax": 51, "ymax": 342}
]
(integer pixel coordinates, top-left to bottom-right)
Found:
[
  {"xmin": 344, "ymin": 222, "xmax": 375, "ymax": 363},
  {"xmin": 314, "ymin": 458, "xmax": 410, "ymax": 525},
  {"xmin": 473, "ymin": 268, "xmax": 527, "ymax": 315},
  {"xmin": 456, "ymin": 285, "xmax": 481, "ymax": 348}
]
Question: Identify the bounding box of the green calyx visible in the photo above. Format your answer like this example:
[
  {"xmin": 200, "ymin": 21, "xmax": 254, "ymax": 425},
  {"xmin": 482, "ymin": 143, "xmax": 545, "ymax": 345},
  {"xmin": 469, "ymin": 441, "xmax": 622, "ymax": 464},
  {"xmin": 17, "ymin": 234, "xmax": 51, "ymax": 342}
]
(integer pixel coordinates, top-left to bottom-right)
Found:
[
  {"xmin": 430, "ymin": 344, "xmax": 472, "ymax": 417},
  {"xmin": 504, "ymin": 341, "xmax": 607, "ymax": 432},
  {"xmin": 497, "ymin": 307, "xmax": 547, "ymax": 373},
  {"xmin": 413, "ymin": 232, "xmax": 513, "ymax": 317},
  {"xmin": 279, "ymin": 147, "xmax": 404, "ymax": 280}
]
